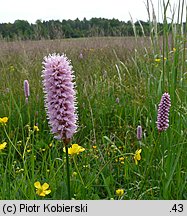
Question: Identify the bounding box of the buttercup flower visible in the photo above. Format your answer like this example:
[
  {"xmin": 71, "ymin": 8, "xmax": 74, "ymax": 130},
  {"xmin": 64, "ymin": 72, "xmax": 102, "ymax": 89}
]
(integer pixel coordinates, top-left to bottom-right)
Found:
[
  {"xmin": 34, "ymin": 125, "xmax": 39, "ymax": 132},
  {"xmin": 49, "ymin": 143, "xmax": 53, "ymax": 147},
  {"xmin": 42, "ymin": 53, "xmax": 77, "ymax": 143},
  {"xmin": 34, "ymin": 181, "xmax": 51, "ymax": 197},
  {"xmin": 0, "ymin": 117, "xmax": 8, "ymax": 125},
  {"xmin": 155, "ymin": 58, "xmax": 161, "ymax": 63},
  {"xmin": 0, "ymin": 142, "xmax": 7, "ymax": 150},
  {"xmin": 157, "ymin": 92, "xmax": 171, "ymax": 132},
  {"xmin": 63, "ymin": 144, "xmax": 85, "ymax": 155},
  {"xmin": 134, "ymin": 149, "xmax": 142, "ymax": 165},
  {"xmin": 116, "ymin": 189, "xmax": 124, "ymax": 196}
]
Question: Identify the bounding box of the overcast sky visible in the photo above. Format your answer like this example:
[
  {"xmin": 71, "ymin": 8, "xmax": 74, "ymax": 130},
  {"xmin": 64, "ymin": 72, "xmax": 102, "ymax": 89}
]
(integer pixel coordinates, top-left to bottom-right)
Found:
[{"xmin": 0, "ymin": 0, "xmax": 186, "ymax": 23}]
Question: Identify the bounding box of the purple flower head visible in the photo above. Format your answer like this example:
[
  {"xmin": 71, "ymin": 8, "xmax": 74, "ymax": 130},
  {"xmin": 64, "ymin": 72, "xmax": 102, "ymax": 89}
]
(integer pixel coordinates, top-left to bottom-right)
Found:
[
  {"xmin": 42, "ymin": 53, "xmax": 78, "ymax": 143},
  {"xmin": 24, "ymin": 80, "xmax": 30, "ymax": 103},
  {"xmin": 137, "ymin": 125, "xmax": 142, "ymax": 140},
  {"xmin": 157, "ymin": 92, "xmax": 171, "ymax": 132}
]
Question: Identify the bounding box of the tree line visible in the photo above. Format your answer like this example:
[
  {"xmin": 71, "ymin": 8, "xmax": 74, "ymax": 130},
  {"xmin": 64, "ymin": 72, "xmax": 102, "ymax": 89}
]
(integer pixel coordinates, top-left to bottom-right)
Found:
[{"xmin": 0, "ymin": 18, "xmax": 185, "ymax": 40}]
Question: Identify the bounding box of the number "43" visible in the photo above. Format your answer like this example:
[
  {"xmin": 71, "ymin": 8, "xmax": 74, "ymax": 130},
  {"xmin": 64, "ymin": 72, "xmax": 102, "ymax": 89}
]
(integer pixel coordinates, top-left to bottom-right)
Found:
[{"xmin": 171, "ymin": 204, "xmax": 183, "ymax": 212}]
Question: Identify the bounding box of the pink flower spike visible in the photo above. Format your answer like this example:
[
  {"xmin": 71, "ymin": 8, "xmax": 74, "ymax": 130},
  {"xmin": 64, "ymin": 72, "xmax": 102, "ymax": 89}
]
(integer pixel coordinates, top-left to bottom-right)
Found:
[
  {"xmin": 157, "ymin": 92, "xmax": 171, "ymax": 132},
  {"xmin": 42, "ymin": 53, "xmax": 78, "ymax": 143},
  {"xmin": 137, "ymin": 125, "xmax": 142, "ymax": 140},
  {"xmin": 24, "ymin": 80, "xmax": 30, "ymax": 103}
]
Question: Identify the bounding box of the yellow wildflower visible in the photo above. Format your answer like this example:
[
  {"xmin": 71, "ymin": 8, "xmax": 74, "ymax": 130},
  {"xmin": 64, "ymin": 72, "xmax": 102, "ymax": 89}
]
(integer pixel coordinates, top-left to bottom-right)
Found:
[
  {"xmin": 0, "ymin": 117, "xmax": 8, "ymax": 125},
  {"xmin": 0, "ymin": 142, "xmax": 7, "ymax": 150},
  {"xmin": 63, "ymin": 144, "xmax": 85, "ymax": 156},
  {"xmin": 33, "ymin": 125, "xmax": 39, "ymax": 132},
  {"xmin": 155, "ymin": 58, "xmax": 161, "ymax": 63},
  {"xmin": 119, "ymin": 157, "xmax": 124, "ymax": 161},
  {"xmin": 92, "ymin": 145, "xmax": 97, "ymax": 149},
  {"xmin": 116, "ymin": 189, "xmax": 124, "ymax": 196},
  {"xmin": 173, "ymin": 48, "xmax": 176, "ymax": 52},
  {"xmin": 134, "ymin": 149, "xmax": 142, "ymax": 165},
  {"xmin": 34, "ymin": 181, "xmax": 51, "ymax": 197}
]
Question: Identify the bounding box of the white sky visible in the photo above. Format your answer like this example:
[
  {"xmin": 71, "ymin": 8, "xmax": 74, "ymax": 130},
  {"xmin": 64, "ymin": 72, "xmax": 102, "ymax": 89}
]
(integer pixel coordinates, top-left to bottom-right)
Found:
[{"xmin": 0, "ymin": 0, "xmax": 186, "ymax": 23}]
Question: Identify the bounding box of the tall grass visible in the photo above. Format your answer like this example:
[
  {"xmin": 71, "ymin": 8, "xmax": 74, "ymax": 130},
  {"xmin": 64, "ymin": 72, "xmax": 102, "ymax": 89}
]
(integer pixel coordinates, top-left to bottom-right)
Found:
[{"xmin": 0, "ymin": 0, "xmax": 186, "ymax": 199}]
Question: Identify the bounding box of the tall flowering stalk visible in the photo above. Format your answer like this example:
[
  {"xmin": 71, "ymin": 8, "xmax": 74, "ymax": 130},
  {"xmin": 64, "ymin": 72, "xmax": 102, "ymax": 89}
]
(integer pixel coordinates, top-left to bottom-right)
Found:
[
  {"xmin": 42, "ymin": 53, "xmax": 78, "ymax": 144},
  {"xmin": 157, "ymin": 92, "xmax": 171, "ymax": 132},
  {"xmin": 24, "ymin": 80, "xmax": 30, "ymax": 103},
  {"xmin": 42, "ymin": 53, "xmax": 78, "ymax": 199}
]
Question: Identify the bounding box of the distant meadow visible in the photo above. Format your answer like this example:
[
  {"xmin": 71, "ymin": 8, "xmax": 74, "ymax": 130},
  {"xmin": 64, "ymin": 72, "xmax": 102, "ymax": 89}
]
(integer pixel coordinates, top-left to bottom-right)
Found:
[{"xmin": 0, "ymin": 0, "xmax": 186, "ymax": 200}]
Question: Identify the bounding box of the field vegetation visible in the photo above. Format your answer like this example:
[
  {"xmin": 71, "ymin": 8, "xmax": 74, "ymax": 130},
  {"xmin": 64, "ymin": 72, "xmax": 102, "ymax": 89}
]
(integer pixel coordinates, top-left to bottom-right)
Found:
[{"xmin": 0, "ymin": 0, "xmax": 186, "ymax": 200}]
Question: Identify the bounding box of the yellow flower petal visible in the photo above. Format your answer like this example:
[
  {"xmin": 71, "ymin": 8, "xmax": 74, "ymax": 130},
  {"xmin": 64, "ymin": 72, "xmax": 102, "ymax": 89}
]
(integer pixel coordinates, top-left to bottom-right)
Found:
[
  {"xmin": 34, "ymin": 125, "xmax": 39, "ymax": 132},
  {"xmin": 42, "ymin": 183, "xmax": 50, "ymax": 190},
  {"xmin": 0, "ymin": 142, "xmax": 7, "ymax": 150},
  {"xmin": 44, "ymin": 189, "xmax": 51, "ymax": 195},
  {"xmin": 64, "ymin": 144, "xmax": 85, "ymax": 155},
  {"xmin": 116, "ymin": 189, "xmax": 124, "ymax": 196},
  {"xmin": 138, "ymin": 149, "xmax": 142, "ymax": 153},
  {"xmin": 155, "ymin": 58, "xmax": 161, "ymax": 63},
  {"xmin": 134, "ymin": 149, "xmax": 142, "ymax": 165},
  {"xmin": 37, "ymin": 191, "xmax": 46, "ymax": 196},
  {"xmin": 34, "ymin": 181, "xmax": 42, "ymax": 189},
  {"xmin": 34, "ymin": 181, "xmax": 51, "ymax": 197},
  {"xmin": 0, "ymin": 117, "xmax": 8, "ymax": 124},
  {"xmin": 136, "ymin": 154, "xmax": 141, "ymax": 160}
]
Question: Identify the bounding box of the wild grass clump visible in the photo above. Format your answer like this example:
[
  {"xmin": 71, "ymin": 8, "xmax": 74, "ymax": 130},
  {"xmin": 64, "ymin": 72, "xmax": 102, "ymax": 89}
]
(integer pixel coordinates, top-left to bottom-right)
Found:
[{"xmin": 0, "ymin": 0, "xmax": 186, "ymax": 200}]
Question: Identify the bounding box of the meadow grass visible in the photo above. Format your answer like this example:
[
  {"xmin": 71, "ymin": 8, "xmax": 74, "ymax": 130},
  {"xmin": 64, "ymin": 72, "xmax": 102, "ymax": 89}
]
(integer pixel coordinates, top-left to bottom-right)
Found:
[{"xmin": 0, "ymin": 1, "xmax": 187, "ymax": 200}]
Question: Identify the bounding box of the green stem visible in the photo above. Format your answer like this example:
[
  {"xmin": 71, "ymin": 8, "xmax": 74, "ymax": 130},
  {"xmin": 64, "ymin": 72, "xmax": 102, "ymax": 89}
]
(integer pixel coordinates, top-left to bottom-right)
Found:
[
  {"xmin": 159, "ymin": 132, "xmax": 168, "ymax": 199},
  {"xmin": 136, "ymin": 136, "xmax": 158, "ymax": 199},
  {"xmin": 3, "ymin": 126, "xmax": 22, "ymax": 158},
  {"xmin": 86, "ymin": 153, "xmax": 133, "ymax": 189},
  {"xmin": 73, "ymin": 156, "xmax": 85, "ymax": 186},
  {"xmin": 65, "ymin": 146, "xmax": 71, "ymax": 199}
]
